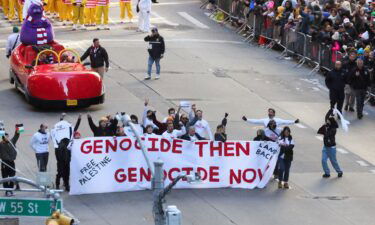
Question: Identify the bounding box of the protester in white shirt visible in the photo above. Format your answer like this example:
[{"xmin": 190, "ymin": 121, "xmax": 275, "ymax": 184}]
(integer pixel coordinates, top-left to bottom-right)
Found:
[
  {"xmin": 264, "ymin": 120, "xmax": 282, "ymax": 142},
  {"xmin": 143, "ymin": 125, "xmax": 157, "ymax": 137},
  {"xmin": 51, "ymin": 113, "xmax": 81, "ymax": 191},
  {"xmin": 5, "ymin": 27, "xmax": 21, "ymax": 58},
  {"xmin": 242, "ymin": 108, "xmax": 299, "ymax": 127},
  {"xmin": 124, "ymin": 115, "xmax": 144, "ymax": 137},
  {"xmin": 30, "ymin": 124, "xmax": 50, "ymax": 172},
  {"xmin": 162, "ymin": 123, "xmax": 186, "ymax": 141},
  {"xmin": 189, "ymin": 105, "xmax": 213, "ymax": 140},
  {"xmin": 142, "ymin": 99, "xmax": 159, "ymax": 131}
]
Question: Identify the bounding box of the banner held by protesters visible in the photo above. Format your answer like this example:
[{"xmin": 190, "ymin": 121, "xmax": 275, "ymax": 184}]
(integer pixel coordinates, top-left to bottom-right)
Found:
[{"xmin": 70, "ymin": 136, "xmax": 279, "ymax": 195}]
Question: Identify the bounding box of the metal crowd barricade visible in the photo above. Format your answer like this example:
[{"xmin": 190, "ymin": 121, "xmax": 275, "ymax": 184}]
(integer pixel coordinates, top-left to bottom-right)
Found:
[
  {"xmin": 319, "ymin": 44, "xmax": 333, "ymax": 71},
  {"xmin": 304, "ymin": 35, "xmax": 320, "ymax": 75}
]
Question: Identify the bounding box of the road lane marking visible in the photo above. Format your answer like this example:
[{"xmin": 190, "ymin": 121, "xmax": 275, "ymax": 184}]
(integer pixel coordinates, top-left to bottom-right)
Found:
[
  {"xmin": 178, "ymin": 12, "xmax": 209, "ymax": 29},
  {"xmin": 356, "ymin": 160, "xmax": 369, "ymax": 167},
  {"xmin": 295, "ymin": 123, "xmax": 306, "ymax": 129},
  {"xmin": 336, "ymin": 148, "xmax": 349, "ymax": 154},
  {"xmin": 315, "ymin": 136, "xmax": 323, "ymax": 141},
  {"xmin": 151, "ymin": 12, "xmax": 179, "ymax": 27}
]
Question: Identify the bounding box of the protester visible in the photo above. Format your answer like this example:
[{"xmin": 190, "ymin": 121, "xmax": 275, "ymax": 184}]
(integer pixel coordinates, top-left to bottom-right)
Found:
[
  {"xmin": 144, "ymin": 27, "xmax": 165, "ymax": 80},
  {"xmin": 116, "ymin": 126, "xmax": 126, "ymax": 136},
  {"xmin": 189, "ymin": 106, "xmax": 213, "ymax": 140},
  {"xmin": 30, "ymin": 124, "xmax": 50, "ymax": 172},
  {"xmin": 51, "ymin": 113, "xmax": 81, "ymax": 191},
  {"xmin": 161, "ymin": 122, "xmax": 186, "ymax": 141},
  {"xmin": 81, "ymin": 38, "xmax": 109, "ymax": 78},
  {"xmin": 253, "ymin": 129, "xmax": 271, "ymax": 141},
  {"xmin": 181, "ymin": 126, "xmax": 205, "ymax": 141},
  {"xmin": 0, "ymin": 125, "xmax": 20, "ymax": 197},
  {"xmin": 278, "ymin": 126, "xmax": 294, "ymax": 189},
  {"xmin": 124, "ymin": 115, "xmax": 144, "ymax": 137},
  {"xmin": 325, "ymin": 61, "xmax": 346, "ymax": 113},
  {"xmin": 163, "ymin": 107, "xmax": 176, "ymax": 123},
  {"xmin": 348, "ymin": 58, "xmax": 370, "ymax": 119},
  {"xmin": 264, "ymin": 120, "xmax": 282, "ymax": 179},
  {"xmin": 214, "ymin": 113, "xmax": 228, "ymax": 142},
  {"xmin": 242, "ymin": 108, "xmax": 299, "ymax": 127},
  {"xmin": 143, "ymin": 125, "xmax": 157, "ymax": 137},
  {"xmin": 5, "ymin": 27, "xmax": 21, "ymax": 59},
  {"xmin": 317, "ymin": 109, "xmax": 343, "ymax": 178},
  {"xmin": 87, "ymin": 114, "xmax": 118, "ymax": 137},
  {"xmin": 142, "ymin": 99, "xmax": 159, "ymax": 131},
  {"xmin": 137, "ymin": 0, "xmax": 151, "ymax": 33}
]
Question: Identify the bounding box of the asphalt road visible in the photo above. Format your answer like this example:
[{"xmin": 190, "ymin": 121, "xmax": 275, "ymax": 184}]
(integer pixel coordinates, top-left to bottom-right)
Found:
[{"xmin": 0, "ymin": 1, "xmax": 374, "ymax": 224}]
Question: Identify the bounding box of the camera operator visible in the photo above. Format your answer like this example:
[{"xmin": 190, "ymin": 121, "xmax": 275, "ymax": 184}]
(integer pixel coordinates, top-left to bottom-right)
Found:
[{"xmin": 0, "ymin": 124, "xmax": 20, "ymax": 197}]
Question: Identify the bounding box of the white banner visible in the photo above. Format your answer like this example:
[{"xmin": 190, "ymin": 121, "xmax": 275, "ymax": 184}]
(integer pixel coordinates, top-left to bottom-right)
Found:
[{"xmin": 70, "ymin": 136, "xmax": 280, "ymax": 195}]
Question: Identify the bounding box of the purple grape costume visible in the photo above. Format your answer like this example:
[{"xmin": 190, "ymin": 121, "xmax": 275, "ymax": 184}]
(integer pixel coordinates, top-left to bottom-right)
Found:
[{"xmin": 20, "ymin": 3, "xmax": 54, "ymax": 45}]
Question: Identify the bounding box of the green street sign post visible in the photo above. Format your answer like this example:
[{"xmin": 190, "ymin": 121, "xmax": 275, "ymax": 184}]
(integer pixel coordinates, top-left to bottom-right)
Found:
[{"xmin": 0, "ymin": 198, "xmax": 62, "ymax": 217}]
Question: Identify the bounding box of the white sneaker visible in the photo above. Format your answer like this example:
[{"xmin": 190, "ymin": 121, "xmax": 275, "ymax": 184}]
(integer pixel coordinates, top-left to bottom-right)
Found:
[
  {"xmin": 96, "ymin": 25, "xmax": 101, "ymax": 30},
  {"xmin": 129, "ymin": 19, "xmax": 133, "ymax": 23},
  {"xmin": 80, "ymin": 24, "xmax": 87, "ymax": 30},
  {"xmin": 62, "ymin": 20, "xmax": 67, "ymax": 26},
  {"xmin": 155, "ymin": 74, "xmax": 160, "ymax": 80},
  {"xmin": 144, "ymin": 74, "xmax": 151, "ymax": 80},
  {"xmin": 120, "ymin": 20, "xmax": 125, "ymax": 24},
  {"xmin": 72, "ymin": 24, "xmax": 77, "ymax": 30},
  {"xmin": 104, "ymin": 25, "xmax": 110, "ymax": 30}
]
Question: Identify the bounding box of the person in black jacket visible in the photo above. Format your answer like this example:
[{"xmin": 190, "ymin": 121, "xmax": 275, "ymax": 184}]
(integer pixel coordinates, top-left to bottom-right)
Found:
[
  {"xmin": 144, "ymin": 27, "xmax": 165, "ymax": 80},
  {"xmin": 253, "ymin": 129, "xmax": 271, "ymax": 141},
  {"xmin": 87, "ymin": 114, "xmax": 118, "ymax": 137},
  {"xmin": 81, "ymin": 38, "xmax": 109, "ymax": 78},
  {"xmin": 0, "ymin": 125, "xmax": 20, "ymax": 197},
  {"xmin": 342, "ymin": 52, "xmax": 357, "ymax": 112},
  {"xmin": 180, "ymin": 126, "xmax": 205, "ymax": 141},
  {"xmin": 317, "ymin": 109, "xmax": 343, "ymax": 178},
  {"xmin": 214, "ymin": 113, "xmax": 228, "ymax": 142},
  {"xmin": 348, "ymin": 59, "xmax": 370, "ymax": 119},
  {"xmin": 325, "ymin": 61, "xmax": 346, "ymax": 113},
  {"xmin": 277, "ymin": 126, "xmax": 294, "ymax": 189}
]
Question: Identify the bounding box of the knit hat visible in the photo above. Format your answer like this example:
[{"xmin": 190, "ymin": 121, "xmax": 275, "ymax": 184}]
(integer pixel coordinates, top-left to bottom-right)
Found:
[
  {"xmin": 332, "ymin": 32, "xmax": 340, "ymax": 41},
  {"xmin": 357, "ymin": 48, "xmax": 365, "ymax": 55},
  {"xmin": 13, "ymin": 26, "xmax": 19, "ymax": 33},
  {"xmin": 343, "ymin": 18, "xmax": 350, "ymax": 24},
  {"xmin": 365, "ymin": 46, "xmax": 371, "ymax": 53}
]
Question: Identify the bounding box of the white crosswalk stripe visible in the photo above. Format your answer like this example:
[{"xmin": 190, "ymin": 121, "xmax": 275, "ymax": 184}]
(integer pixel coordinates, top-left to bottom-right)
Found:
[
  {"xmin": 178, "ymin": 12, "xmax": 209, "ymax": 29},
  {"xmin": 336, "ymin": 148, "xmax": 349, "ymax": 154},
  {"xmin": 295, "ymin": 123, "xmax": 307, "ymax": 129},
  {"xmin": 356, "ymin": 160, "xmax": 369, "ymax": 167},
  {"xmin": 315, "ymin": 136, "xmax": 323, "ymax": 141}
]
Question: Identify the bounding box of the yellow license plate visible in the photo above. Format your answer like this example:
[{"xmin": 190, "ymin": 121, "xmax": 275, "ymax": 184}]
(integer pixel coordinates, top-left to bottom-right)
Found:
[{"xmin": 67, "ymin": 100, "xmax": 78, "ymax": 106}]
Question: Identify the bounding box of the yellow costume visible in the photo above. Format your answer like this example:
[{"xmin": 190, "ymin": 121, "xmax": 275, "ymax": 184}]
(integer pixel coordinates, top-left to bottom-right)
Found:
[
  {"xmin": 84, "ymin": 0, "xmax": 95, "ymax": 25},
  {"xmin": 72, "ymin": 0, "xmax": 86, "ymax": 26},
  {"xmin": 96, "ymin": 0, "xmax": 109, "ymax": 27},
  {"xmin": 8, "ymin": 0, "xmax": 22, "ymax": 21},
  {"xmin": 120, "ymin": 0, "xmax": 133, "ymax": 21}
]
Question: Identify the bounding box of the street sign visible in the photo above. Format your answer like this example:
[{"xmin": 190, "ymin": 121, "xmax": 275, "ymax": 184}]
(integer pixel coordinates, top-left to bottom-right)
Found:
[{"xmin": 0, "ymin": 198, "xmax": 62, "ymax": 217}]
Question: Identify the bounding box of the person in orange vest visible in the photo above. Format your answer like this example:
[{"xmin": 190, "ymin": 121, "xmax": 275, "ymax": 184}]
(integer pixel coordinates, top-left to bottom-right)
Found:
[
  {"xmin": 84, "ymin": 0, "xmax": 95, "ymax": 26},
  {"xmin": 120, "ymin": 0, "xmax": 133, "ymax": 23},
  {"xmin": 61, "ymin": 0, "xmax": 73, "ymax": 25},
  {"xmin": 8, "ymin": 0, "xmax": 23, "ymax": 22},
  {"xmin": 95, "ymin": 0, "xmax": 109, "ymax": 30},
  {"xmin": 72, "ymin": 0, "xmax": 86, "ymax": 30}
]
